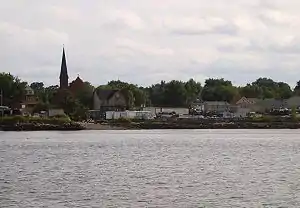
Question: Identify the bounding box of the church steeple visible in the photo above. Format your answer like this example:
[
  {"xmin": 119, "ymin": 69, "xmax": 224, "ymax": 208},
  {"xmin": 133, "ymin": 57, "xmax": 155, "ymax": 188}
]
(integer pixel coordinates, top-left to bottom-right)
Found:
[{"xmin": 60, "ymin": 47, "xmax": 69, "ymax": 89}]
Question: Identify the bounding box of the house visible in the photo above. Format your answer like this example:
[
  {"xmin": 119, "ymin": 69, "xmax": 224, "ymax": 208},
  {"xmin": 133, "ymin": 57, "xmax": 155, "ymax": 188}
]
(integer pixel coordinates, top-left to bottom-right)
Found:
[
  {"xmin": 203, "ymin": 101, "xmax": 230, "ymax": 114},
  {"xmin": 223, "ymin": 105, "xmax": 251, "ymax": 118},
  {"xmin": 251, "ymin": 99, "xmax": 287, "ymax": 113},
  {"xmin": 236, "ymin": 97, "xmax": 260, "ymax": 108},
  {"xmin": 286, "ymin": 96, "xmax": 300, "ymax": 109},
  {"xmin": 20, "ymin": 86, "xmax": 39, "ymax": 114},
  {"xmin": 236, "ymin": 97, "xmax": 289, "ymax": 113},
  {"xmin": 93, "ymin": 89, "xmax": 128, "ymax": 118}
]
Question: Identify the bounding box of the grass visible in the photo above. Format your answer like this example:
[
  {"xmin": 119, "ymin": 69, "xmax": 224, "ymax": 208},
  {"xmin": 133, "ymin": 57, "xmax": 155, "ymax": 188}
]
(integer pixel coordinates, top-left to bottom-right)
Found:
[{"xmin": 0, "ymin": 115, "xmax": 72, "ymax": 125}]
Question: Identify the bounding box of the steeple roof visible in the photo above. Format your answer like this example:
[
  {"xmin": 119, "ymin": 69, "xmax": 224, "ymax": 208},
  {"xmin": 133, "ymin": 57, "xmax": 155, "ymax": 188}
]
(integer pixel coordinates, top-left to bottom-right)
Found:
[
  {"xmin": 60, "ymin": 47, "xmax": 68, "ymax": 79},
  {"xmin": 59, "ymin": 47, "xmax": 69, "ymax": 89}
]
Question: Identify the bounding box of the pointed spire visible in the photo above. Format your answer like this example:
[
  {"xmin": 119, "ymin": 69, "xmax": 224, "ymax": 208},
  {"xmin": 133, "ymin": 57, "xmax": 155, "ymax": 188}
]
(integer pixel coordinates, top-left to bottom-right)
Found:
[{"xmin": 60, "ymin": 46, "xmax": 69, "ymax": 89}]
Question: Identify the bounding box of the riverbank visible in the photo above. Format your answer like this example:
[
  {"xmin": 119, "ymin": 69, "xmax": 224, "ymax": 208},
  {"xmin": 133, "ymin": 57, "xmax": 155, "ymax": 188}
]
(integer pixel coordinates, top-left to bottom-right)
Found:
[
  {"xmin": 0, "ymin": 116, "xmax": 85, "ymax": 131},
  {"xmin": 84, "ymin": 117, "xmax": 300, "ymax": 130},
  {"xmin": 0, "ymin": 123, "xmax": 85, "ymax": 131},
  {"xmin": 2, "ymin": 116, "xmax": 300, "ymax": 131}
]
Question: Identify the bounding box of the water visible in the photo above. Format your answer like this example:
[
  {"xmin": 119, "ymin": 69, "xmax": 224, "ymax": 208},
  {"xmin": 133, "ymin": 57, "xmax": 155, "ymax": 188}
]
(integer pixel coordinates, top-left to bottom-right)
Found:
[{"xmin": 1, "ymin": 130, "xmax": 300, "ymax": 208}]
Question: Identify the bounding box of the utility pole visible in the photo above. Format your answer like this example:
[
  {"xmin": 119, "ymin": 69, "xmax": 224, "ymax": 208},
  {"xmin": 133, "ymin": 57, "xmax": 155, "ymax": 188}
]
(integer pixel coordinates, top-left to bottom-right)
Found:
[
  {"xmin": 0, "ymin": 89, "xmax": 3, "ymax": 117},
  {"xmin": 0, "ymin": 89, "xmax": 2, "ymax": 106}
]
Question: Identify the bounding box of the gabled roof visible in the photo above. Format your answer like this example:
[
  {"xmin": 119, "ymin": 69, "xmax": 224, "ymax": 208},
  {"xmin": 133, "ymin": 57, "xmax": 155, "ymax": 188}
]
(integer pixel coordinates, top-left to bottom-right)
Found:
[
  {"xmin": 236, "ymin": 97, "xmax": 260, "ymax": 105},
  {"xmin": 94, "ymin": 89, "xmax": 119, "ymax": 100},
  {"xmin": 247, "ymin": 98, "xmax": 260, "ymax": 103},
  {"xmin": 204, "ymin": 101, "xmax": 230, "ymax": 105}
]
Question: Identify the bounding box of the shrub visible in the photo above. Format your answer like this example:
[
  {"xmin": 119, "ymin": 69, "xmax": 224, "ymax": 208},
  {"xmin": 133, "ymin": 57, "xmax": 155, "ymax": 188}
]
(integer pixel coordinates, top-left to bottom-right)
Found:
[
  {"xmin": 116, "ymin": 117, "xmax": 132, "ymax": 124},
  {"xmin": 249, "ymin": 115, "xmax": 274, "ymax": 123},
  {"xmin": 0, "ymin": 116, "xmax": 72, "ymax": 125}
]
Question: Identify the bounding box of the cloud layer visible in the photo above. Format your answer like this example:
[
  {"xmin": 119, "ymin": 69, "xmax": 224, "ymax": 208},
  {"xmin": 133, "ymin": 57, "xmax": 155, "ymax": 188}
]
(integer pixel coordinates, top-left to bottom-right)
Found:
[{"xmin": 1, "ymin": 0, "xmax": 300, "ymax": 87}]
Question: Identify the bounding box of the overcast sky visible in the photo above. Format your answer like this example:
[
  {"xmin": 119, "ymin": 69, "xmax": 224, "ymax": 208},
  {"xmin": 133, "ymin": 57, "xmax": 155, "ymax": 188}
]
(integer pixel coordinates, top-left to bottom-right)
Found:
[{"xmin": 1, "ymin": 0, "xmax": 300, "ymax": 87}]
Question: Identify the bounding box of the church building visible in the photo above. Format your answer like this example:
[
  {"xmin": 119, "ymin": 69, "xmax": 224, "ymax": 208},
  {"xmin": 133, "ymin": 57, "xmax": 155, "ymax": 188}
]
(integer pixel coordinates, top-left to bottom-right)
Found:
[
  {"xmin": 59, "ymin": 47, "xmax": 85, "ymax": 93},
  {"xmin": 56, "ymin": 47, "xmax": 128, "ymax": 118}
]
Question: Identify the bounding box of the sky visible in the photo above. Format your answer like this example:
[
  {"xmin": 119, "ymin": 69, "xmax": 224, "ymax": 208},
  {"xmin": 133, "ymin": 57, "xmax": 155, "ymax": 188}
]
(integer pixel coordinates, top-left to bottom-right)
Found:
[{"xmin": 1, "ymin": 0, "xmax": 300, "ymax": 87}]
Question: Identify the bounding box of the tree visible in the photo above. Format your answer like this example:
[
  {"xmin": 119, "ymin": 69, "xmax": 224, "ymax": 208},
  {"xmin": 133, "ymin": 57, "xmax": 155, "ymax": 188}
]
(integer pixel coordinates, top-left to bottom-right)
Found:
[
  {"xmin": 277, "ymin": 82, "xmax": 292, "ymax": 99},
  {"xmin": 44, "ymin": 85, "xmax": 59, "ymax": 104},
  {"xmin": 185, "ymin": 79, "xmax": 202, "ymax": 105},
  {"xmin": 30, "ymin": 82, "xmax": 44, "ymax": 92},
  {"xmin": 294, "ymin": 80, "xmax": 300, "ymax": 95},
  {"xmin": 201, "ymin": 78, "xmax": 238, "ymax": 102},
  {"xmin": 239, "ymin": 78, "xmax": 293, "ymax": 99},
  {"xmin": 0, "ymin": 72, "xmax": 27, "ymax": 107},
  {"xmin": 239, "ymin": 84, "xmax": 263, "ymax": 98},
  {"xmin": 163, "ymin": 80, "xmax": 188, "ymax": 107},
  {"xmin": 74, "ymin": 82, "xmax": 94, "ymax": 109}
]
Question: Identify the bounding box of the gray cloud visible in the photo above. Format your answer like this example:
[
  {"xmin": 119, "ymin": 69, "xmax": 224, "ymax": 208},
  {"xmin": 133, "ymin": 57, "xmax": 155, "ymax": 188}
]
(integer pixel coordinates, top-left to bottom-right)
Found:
[{"xmin": 1, "ymin": 0, "xmax": 300, "ymax": 87}]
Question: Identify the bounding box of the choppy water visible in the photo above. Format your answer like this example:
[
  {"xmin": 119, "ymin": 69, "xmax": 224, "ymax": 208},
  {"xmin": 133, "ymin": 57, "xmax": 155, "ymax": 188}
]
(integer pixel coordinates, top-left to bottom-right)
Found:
[{"xmin": 1, "ymin": 130, "xmax": 300, "ymax": 207}]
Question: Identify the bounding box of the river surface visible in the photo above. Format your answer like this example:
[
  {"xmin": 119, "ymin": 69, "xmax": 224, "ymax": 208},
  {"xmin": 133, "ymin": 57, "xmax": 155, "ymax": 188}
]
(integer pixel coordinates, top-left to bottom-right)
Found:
[{"xmin": 1, "ymin": 130, "xmax": 300, "ymax": 208}]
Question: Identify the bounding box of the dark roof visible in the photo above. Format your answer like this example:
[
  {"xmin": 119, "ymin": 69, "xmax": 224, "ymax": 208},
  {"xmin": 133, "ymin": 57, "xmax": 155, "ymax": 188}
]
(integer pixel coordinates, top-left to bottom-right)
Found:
[
  {"xmin": 70, "ymin": 76, "xmax": 84, "ymax": 86},
  {"xmin": 60, "ymin": 47, "xmax": 68, "ymax": 79},
  {"xmin": 94, "ymin": 89, "xmax": 119, "ymax": 100}
]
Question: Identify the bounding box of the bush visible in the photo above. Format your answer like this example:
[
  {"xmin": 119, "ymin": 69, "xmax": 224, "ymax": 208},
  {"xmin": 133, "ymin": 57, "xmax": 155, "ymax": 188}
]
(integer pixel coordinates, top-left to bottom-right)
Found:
[
  {"xmin": 249, "ymin": 115, "xmax": 274, "ymax": 123},
  {"xmin": 116, "ymin": 117, "xmax": 132, "ymax": 124},
  {"xmin": 50, "ymin": 114, "xmax": 71, "ymax": 122},
  {"xmin": 0, "ymin": 116, "xmax": 26, "ymax": 125},
  {"xmin": 0, "ymin": 116, "xmax": 72, "ymax": 125}
]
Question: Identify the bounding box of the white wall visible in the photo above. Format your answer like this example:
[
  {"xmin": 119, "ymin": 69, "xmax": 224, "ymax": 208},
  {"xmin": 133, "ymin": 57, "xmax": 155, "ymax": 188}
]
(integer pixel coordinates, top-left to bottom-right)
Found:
[
  {"xmin": 106, "ymin": 111, "xmax": 154, "ymax": 120},
  {"xmin": 48, "ymin": 109, "xmax": 65, "ymax": 117},
  {"xmin": 143, "ymin": 107, "xmax": 189, "ymax": 115}
]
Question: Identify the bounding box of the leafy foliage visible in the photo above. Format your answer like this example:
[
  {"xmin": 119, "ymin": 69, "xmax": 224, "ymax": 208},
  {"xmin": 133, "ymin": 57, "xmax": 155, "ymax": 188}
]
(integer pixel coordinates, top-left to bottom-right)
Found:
[
  {"xmin": 0, "ymin": 73, "xmax": 27, "ymax": 107},
  {"xmin": 2, "ymin": 72, "xmax": 300, "ymax": 118}
]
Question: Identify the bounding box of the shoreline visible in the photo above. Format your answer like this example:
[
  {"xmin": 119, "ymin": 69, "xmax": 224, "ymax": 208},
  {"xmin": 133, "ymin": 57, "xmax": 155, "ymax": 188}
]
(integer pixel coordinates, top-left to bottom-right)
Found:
[
  {"xmin": 82, "ymin": 120, "xmax": 300, "ymax": 130},
  {"xmin": 2, "ymin": 119, "xmax": 300, "ymax": 131}
]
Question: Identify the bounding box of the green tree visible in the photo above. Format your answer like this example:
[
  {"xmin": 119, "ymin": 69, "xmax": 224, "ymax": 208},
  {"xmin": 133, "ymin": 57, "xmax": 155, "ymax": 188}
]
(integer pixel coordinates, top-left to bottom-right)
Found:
[
  {"xmin": 0, "ymin": 72, "xmax": 27, "ymax": 106},
  {"xmin": 201, "ymin": 78, "xmax": 238, "ymax": 102},
  {"xmin": 239, "ymin": 84, "xmax": 263, "ymax": 98},
  {"xmin": 30, "ymin": 82, "xmax": 44, "ymax": 92},
  {"xmin": 163, "ymin": 80, "xmax": 188, "ymax": 107},
  {"xmin": 294, "ymin": 80, "xmax": 300, "ymax": 95},
  {"xmin": 185, "ymin": 79, "xmax": 202, "ymax": 105},
  {"xmin": 44, "ymin": 85, "xmax": 59, "ymax": 104},
  {"xmin": 240, "ymin": 78, "xmax": 292, "ymax": 99},
  {"xmin": 74, "ymin": 82, "xmax": 94, "ymax": 109}
]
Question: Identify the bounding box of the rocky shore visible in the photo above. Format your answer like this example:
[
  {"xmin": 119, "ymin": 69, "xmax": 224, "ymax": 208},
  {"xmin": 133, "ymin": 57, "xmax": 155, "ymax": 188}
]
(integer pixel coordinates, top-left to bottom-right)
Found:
[
  {"xmin": 1, "ymin": 116, "xmax": 300, "ymax": 131},
  {"xmin": 102, "ymin": 118, "xmax": 300, "ymax": 130},
  {"xmin": 0, "ymin": 116, "xmax": 86, "ymax": 131},
  {"xmin": 131, "ymin": 121, "xmax": 300, "ymax": 129},
  {"xmin": 0, "ymin": 122, "xmax": 85, "ymax": 131}
]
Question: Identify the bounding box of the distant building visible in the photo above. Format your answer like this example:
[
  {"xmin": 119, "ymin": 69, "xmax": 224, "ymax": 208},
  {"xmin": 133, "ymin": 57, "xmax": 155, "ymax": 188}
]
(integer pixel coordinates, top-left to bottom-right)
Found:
[
  {"xmin": 19, "ymin": 86, "xmax": 39, "ymax": 114},
  {"xmin": 69, "ymin": 76, "xmax": 85, "ymax": 94},
  {"xmin": 59, "ymin": 47, "xmax": 69, "ymax": 89},
  {"xmin": 236, "ymin": 97, "xmax": 260, "ymax": 108},
  {"xmin": 53, "ymin": 47, "xmax": 87, "ymax": 106},
  {"xmin": 286, "ymin": 96, "xmax": 300, "ymax": 109},
  {"xmin": 143, "ymin": 107, "xmax": 189, "ymax": 115},
  {"xmin": 203, "ymin": 101, "xmax": 230, "ymax": 114},
  {"xmin": 92, "ymin": 89, "xmax": 128, "ymax": 119},
  {"xmin": 58, "ymin": 47, "xmax": 86, "ymax": 92}
]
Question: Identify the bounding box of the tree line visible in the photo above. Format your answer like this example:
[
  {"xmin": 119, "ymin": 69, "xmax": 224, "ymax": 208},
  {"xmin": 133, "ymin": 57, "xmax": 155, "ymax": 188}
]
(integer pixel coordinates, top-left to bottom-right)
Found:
[{"xmin": 1, "ymin": 72, "xmax": 300, "ymax": 116}]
